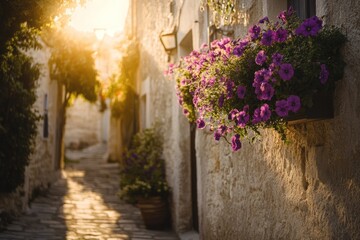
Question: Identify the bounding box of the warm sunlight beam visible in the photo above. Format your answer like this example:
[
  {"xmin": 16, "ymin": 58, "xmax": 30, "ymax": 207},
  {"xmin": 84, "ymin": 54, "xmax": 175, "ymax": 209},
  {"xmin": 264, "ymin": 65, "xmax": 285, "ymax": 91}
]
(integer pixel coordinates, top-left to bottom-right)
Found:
[{"xmin": 69, "ymin": 0, "xmax": 129, "ymax": 36}]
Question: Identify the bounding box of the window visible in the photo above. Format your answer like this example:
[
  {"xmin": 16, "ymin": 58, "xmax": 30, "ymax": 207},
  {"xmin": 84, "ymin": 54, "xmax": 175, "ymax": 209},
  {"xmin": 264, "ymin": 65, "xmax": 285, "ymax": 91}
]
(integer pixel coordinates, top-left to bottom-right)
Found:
[
  {"xmin": 43, "ymin": 94, "xmax": 49, "ymax": 138},
  {"xmin": 288, "ymin": 0, "xmax": 316, "ymax": 19}
]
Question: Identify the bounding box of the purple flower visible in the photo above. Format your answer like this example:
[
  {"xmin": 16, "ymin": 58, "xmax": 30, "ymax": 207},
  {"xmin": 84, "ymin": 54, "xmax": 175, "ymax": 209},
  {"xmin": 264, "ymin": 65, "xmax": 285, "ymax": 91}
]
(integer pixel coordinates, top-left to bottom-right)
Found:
[
  {"xmin": 287, "ymin": 95, "xmax": 301, "ymax": 113},
  {"xmin": 275, "ymin": 100, "xmax": 289, "ymax": 117},
  {"xmin": 277, "ymin": 10, "xmax": 287, "ymax": 23},
  {"xmin": 259, "ymin": 16, "xmax": 269, "ymax": 24},
  {"xmin": 261, "ymin": 30, "xmax": 274, "ymax": 46},
  {"xmin": 217, "ymin": 37, "xmax": 231, "ymax": 49},
  {"xmin": 272, "ymin": 53, "xmax": 283, "ymax": 66},
  {"xmin": 320, "ymin": 64, "xmax": 329, "ymax": 84},
  {"xmin": 248, "ymin": 25, "xmax": 261, "ymax": 40},
  {"xmin": 214, "ymin": 131, "xmax": 221, "ymax": 141},
  {"xmin": 236, "ymin": 110, "xmax": 250, "ymax": 128},
  {"xmin": 228, "ymin": 109, "xmax": 239, "ymax": 120},
  {"xmin": 183, "ymin": 109, "xmax": 189, "ymax": 116},
  {"xmin": 274, "ymin": 28, "xmax": 288, "ymax": 42},
  {"xmin": 253, "ymin": 104, "xmax": 271, "ymax": 123},
  {"xmin": 236, "ymin": 86, "xmax": 246, "ymax": 99},
  {"xmin": 255, "ymin": 50, "xmax": 267, "ymax": 66},
  {"xmin": 233, "ymin": 45, "xmax": 244, "ymax": 56},
  {"xmin": 257, "ymin": 82, "xmax": 275, "ymax": 101},
  {"xmin": 196, "ymin": 118, "xmax": 206, "ymax": 129},
  {"xmin": 252, "ymin": 108, "xmax": 261, "ymax": 124},
  {"xmin": 253, "ymin": 69, "xmax": 272, "ymax": 85},
  {"xmin": 295, "ymin": 16, "xmax": 323, "ymax": 37},
  {"xmin": 279, "ymin": 63, "xmax": 294, "ymax": 81},
  {"xmin": 231, "ymin": 134, "xmax": 242, "ymax": 151},
  {"xmin": 260, "ymin": 103, "xmax": 271, "ymax": 121}
]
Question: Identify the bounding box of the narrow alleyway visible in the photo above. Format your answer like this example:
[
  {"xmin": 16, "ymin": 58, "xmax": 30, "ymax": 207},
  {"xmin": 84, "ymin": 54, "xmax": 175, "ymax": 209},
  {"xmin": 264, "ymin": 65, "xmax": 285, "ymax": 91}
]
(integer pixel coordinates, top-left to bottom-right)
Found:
[{"xmin": 0, "ymin": 144, "xmax": 179, "ymax": 240}]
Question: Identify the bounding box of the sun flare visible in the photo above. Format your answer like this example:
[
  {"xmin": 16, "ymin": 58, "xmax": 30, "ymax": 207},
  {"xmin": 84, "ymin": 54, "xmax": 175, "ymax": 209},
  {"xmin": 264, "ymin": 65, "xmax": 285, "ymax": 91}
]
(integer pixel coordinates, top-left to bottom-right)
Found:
[{"xmin": 68, "ymin": 0, "xmax": 129, "ymax": 36}]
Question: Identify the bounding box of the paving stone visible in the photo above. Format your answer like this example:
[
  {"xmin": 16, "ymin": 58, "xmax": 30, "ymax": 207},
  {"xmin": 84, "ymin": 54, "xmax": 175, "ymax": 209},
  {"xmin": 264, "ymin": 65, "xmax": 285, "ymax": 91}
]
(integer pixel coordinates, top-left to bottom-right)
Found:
[{"xmin": 0, "ymin": 144, "xmax": 179, "ymax": 240}]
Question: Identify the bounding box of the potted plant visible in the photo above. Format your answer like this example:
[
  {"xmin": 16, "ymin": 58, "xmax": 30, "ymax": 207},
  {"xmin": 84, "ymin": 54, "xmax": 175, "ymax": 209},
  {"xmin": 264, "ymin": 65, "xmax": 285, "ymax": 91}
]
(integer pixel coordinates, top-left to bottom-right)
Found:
[
  {"xmin": 119, "ymin": 127, "xmax": 171, "ymax": 230},
  {"xmin": 167, "ymin": 8, "xmax": 346, "ymax": 151}
]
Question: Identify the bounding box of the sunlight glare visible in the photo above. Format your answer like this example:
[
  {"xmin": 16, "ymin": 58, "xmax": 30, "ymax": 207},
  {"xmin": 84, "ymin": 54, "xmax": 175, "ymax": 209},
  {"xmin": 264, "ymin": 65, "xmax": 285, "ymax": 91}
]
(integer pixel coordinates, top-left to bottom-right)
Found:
[{"xmin": 69, "ymin": 0, "xmax": 129, "ymax": 36}]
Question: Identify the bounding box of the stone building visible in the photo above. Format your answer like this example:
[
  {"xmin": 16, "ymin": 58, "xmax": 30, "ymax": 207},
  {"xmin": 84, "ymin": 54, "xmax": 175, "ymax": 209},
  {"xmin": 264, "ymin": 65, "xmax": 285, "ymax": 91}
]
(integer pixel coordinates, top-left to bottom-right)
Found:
[
  {"xmin": 0, "ymin": 44, "xmax": 63, "ymax": 218},
  {"xmin": 127, "ymin": 0, "xmax": 360, "ymax": 239}
]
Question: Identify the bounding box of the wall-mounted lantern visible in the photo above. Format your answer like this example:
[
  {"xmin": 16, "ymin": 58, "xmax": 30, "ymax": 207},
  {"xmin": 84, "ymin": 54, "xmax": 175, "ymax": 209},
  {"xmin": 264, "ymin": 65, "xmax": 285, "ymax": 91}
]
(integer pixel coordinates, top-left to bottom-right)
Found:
[{"xmin": 160, "ymin": 30, "xmax": 177, "ymax": 58}]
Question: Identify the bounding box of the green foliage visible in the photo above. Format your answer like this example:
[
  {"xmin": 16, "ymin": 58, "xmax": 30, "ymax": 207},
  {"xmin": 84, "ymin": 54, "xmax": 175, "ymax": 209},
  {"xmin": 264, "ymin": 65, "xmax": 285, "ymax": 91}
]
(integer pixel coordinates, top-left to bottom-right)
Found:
[
  {"xmin": 0, "ymin": 0, "xmax": 79, "ymax": 193},
  {"xmin": 104, "ymin": 37, "xmax": 139, "ymax": 118},
  {"xmin": 119, "ymin": 127, "xmax": 169, "ymax": 202},
  {"xmin": 171, "ymin": 11, "xmax": 346, "ymax": 151},
  {"xmin": 0, "ymin": 33, "xmax": 40, "ymax": 193},
  {"xmin": 48, "ymin": 29, "xmax": 99, "ymax": 103},
  {"xmin": 0, "ymin": 0, "xmax": 80, "ymax": 55}
]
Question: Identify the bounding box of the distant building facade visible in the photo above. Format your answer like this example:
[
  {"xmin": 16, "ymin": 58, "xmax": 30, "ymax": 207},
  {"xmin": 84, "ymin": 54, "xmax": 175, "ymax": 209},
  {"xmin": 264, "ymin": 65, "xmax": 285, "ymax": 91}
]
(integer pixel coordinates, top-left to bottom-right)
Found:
[{"xmin": 128, "ymin": 0, "xmax": 360, "ymax": 239}]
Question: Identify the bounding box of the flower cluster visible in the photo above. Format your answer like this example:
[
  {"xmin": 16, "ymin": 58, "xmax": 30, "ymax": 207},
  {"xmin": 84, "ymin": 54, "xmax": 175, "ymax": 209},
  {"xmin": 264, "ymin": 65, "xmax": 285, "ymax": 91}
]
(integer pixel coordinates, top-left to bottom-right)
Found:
[
  {"xmin": 170, "ymin": 8, "xmax": 345, "ymax": 151},
  {"xmin": 119, "ymin": 128, "xmax": 170, "ymax": 202}
]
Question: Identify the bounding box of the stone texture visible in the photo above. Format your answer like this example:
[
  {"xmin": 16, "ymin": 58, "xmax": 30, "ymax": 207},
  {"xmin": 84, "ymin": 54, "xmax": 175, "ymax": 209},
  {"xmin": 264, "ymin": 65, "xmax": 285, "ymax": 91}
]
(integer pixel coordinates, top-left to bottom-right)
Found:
[
  {"xmin": 131, "ymin": 0, "xmax": 360, "ymax": 239},
  {"xmin": 0, "ymin": 144, "xmax": 178, "ymax": 240},
  {"xmin": 64, "ymin": 98, "xmax": 102, "ymax": 149}
]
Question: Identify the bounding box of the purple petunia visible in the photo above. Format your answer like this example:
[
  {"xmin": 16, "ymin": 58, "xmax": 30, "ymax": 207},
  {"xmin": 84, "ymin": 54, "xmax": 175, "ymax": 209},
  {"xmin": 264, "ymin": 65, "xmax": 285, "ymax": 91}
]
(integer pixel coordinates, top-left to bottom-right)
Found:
[
  {"xmin": 279, "ymin": 63, "xmax": 294, "ymax": 81},
  {"xmin": 196, "ymin": 118, "xmax": 206, "ymax": 129},
  {"xmin": 231, "ymin": 134, "xmax": 242, "ymax": 151},
  {"xmin": 228, "ymin": 108, "xmax": 239, "ymax": 121},
  {"xmin": 237, "ymin": 86, "xmax": 246, "ymax": 99},
  {"xmin": 272, "ymin": 53, "xmax": 283, "ymax": 66},
  {"xmin": 287, "ymin": 95, "xmax": 301, "ymax": 112},
  {"xmin": 214, "ymin": 125, "xmax": 227, "ymax": 141},
  {"xmin": 275, "ymin": 100, "xmax": 289, "ymax": 117},
  {"xmin": 259, "ymin": 16, "xmax": 269, "ymax": 24},
  {"xmin": 253, "ymin": 104, "xmax": 271, "ymax": 123},
  {"xmin": 253, "ymin": 68, "xmax": 272, "ymax": 85},
  {"xmin": 233, "ymin": 38, "xmax": 249, "ymax": 57},
  {"xmin": 233, "ymin": 45, "xmax": 245, "ymax": 57},
  {"xmin": 248, "ymin": 25, "xmax": 261, "ymax": 40},
  {"xmin": 277, "ymin": 10, "xmax": 287, "ymax": 23},
  {"xmin": 260, "ymin": 103, "xmax": 271, "ymax": 121},
  {"xmin": 320, "ymin": 64, "xmax": 329, "ymax": 84},
  {"xmin": 255, "ymin": 50, "xmax": 267, "ymax": 66},
  {"xmin": 214, "ymin": 130, "xmax": 222, "ymax": 141},
  {"xmin": 295, "ymin": 16, "xmax": 323, "ymax": 37},
  {"xmin": 255, "ymin": 82, "xmax": 274, "ymax": 101},
  {"xmin": 274, "ymin": 28, "xmax": 288, "ymax": 42},
  {"xmin": 236, "ymin": 110, "xmax": 250, "ymax": 128},
  {"xmin": 261, "ymin": 30, "xmax": 274, "ymax": 46}
]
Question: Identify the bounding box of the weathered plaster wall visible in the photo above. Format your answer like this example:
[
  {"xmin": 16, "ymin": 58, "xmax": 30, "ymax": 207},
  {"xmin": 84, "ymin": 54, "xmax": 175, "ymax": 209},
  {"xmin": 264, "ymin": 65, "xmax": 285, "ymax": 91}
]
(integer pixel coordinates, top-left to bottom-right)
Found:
[
  {"xmin": 133, "ymin": 0, "xmax": 360, "ymax": 239},
  {"xmin": 0, "ymin": 45, "xmax": 61, "ymax": 216},
  {"xmin": 64, "ymin": 98, "xmax": 102, "ymax": 149},
  {"xmin": 27, "ymin": 46, "xmax": 60, "ymax": 200},
  {"xmin": 133, "ymin": 0, "xmax": 195, "ymax": 233},
  {"xmin": 195, "ymin": 0, "xmax": 360, "ymax": 239}
]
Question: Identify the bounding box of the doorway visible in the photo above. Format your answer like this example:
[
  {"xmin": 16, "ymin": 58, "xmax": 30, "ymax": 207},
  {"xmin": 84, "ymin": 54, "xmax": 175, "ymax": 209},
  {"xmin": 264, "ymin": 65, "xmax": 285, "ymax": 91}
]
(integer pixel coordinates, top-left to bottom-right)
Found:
[{"xmin": 179, "ymin": 30, "xmax": 199, "ymax": 232}]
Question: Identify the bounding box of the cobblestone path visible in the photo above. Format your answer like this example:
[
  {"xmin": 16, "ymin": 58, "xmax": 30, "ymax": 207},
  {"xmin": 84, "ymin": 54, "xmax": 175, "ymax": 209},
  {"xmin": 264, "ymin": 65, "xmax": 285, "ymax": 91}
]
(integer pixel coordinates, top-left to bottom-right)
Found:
[{"xmin": 0, "ymin": 144, "xmax": 179, "ymax": 240}]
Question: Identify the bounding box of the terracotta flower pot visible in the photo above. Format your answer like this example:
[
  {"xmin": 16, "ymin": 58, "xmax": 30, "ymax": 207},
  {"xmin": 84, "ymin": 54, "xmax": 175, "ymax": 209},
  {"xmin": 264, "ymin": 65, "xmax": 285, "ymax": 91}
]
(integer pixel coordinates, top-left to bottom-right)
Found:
[{"xmin": 137, "ymin": 196, "xmax": 170, "ymax": 230}]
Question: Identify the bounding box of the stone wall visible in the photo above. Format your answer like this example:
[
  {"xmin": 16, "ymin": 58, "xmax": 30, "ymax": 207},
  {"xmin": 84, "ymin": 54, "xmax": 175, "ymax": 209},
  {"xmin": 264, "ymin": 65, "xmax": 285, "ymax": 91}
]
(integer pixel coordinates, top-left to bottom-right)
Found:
[
  {"xmin": 0, "ymin": 44, "xmax": 61, "ymax": 217},
  {"xmin": 132, "ymin": 0, "xmax": 360, "ymax": 239},
  {"xmin": 27, "ymin": 45, "xmax": 61, "ymax": 201},
  {"xmin": 64, "ymin": 98, "xmax": 102, "ymax": 150},
  {"xmin": 195, "ymin": 0, "xmax": 360, "ymax": 239}
]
